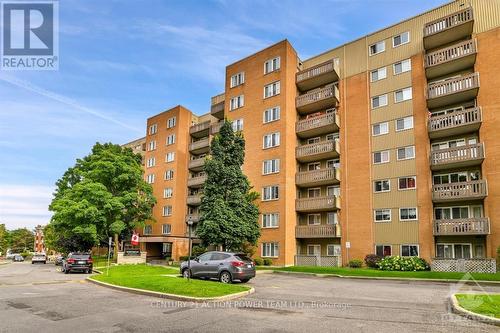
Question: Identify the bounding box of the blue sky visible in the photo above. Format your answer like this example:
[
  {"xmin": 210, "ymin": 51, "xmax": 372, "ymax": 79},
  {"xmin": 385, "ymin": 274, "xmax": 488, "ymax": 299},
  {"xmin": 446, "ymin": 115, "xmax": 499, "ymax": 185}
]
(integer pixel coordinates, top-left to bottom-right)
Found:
[{"xmin": 0, "ymin": 0, "xmax": 449, "ymax": 229}]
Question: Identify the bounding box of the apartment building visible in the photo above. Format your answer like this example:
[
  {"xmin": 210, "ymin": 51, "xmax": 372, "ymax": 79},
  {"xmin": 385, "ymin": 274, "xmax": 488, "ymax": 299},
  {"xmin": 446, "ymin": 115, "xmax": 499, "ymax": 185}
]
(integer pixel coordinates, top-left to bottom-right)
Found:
[{"xmin": 134, "ymin": 0, "xmax": 500, "ymax": 272}]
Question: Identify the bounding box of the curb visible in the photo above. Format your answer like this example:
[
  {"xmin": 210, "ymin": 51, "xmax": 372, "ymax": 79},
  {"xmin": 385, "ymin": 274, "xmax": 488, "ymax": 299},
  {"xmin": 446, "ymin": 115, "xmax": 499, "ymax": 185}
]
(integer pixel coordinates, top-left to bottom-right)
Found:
[
  {"xmin": 87, "ymin": 270, "xmax": 254, "ymax": 302},
  {"xmin": 450, "ymin": 294, "xmax": 500, "ymax": 326},
  {"xmin": 271, "ymin": 270, "xmax": 500, "ymax": 286}
]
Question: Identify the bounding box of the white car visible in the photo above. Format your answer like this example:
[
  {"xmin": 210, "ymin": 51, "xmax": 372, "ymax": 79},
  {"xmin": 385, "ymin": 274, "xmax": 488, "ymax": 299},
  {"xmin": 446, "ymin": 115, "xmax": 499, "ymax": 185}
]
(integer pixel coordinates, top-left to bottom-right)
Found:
[{"xmin": 32, "ymin": 253, "xmax": 47, "ymax": 264}]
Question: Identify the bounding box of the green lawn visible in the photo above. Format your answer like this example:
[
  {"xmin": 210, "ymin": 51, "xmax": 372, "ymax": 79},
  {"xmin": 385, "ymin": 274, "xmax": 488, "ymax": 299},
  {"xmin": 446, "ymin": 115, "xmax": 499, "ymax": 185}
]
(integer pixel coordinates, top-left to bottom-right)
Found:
[
  {"xmin": 90, "ymin": 264, "xmax": 250, "ymax": 298},
  {"xmin": 456, "ymin": 294, "xmax": 500, "ymax": 319},
  {"xmin": 270, "ymin": 266, "xmax": 500, "ymax": 281}
]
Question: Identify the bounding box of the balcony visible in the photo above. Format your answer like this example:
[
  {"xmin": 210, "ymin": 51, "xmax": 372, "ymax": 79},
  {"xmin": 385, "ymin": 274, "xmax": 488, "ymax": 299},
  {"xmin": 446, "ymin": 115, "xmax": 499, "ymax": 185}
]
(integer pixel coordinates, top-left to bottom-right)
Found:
[
  {"xmin": 187, "ymin": 174, "xmax": 207, "ymax": 188},
  {"xmin": 187, "ymin": 194, "xmax": 202, "ymax": 206},
  {"xmin": 433, "ymin": 218, "xmax": 490, "ymax": 236},
  {"xmin": 295, "ymin": 224, "xmax": 340, "ymax": 239},
  {"xmin": 296, "ymin": 139, "xmax": 339, "ymax": 163},
  {"xmin": 425, "ymin": 39, "xmax": 477, "ymax": 79},
  {"xmin": 296, "ymin": 84, "xmax": 339, "ymax": 114},
  {"xmin": 428, "ymin": 107, "xmax": 481, "ymax": 139},
  {"xmin": 296, "ymin": 168, "xmax": 340, "ymax": 187},
  {"xmin": 186, "ymin": 214, "xmax": 200, "ymax": 223},
  {"xmin": 211, "ymin": 93, "xmax": 225, "ymax": 119},
  {"xmin": 427, "ymin": 73, "xmax": 479, "ymax": 109},
  {"xmin": 189, "ymin": 121, "xmax": 211, "ymax": 138},
  {"xmin": 210, "ymin": 122, "xmax": 223, "ymax": 135},
  {"xmin": 430, "ymin": 143, "xmax": 484, "ymax": 170},
  {"xmin": 423, "ymin": 7, "xmax": 474, "ymax": 50},
  {"xmin": 296, "ymin": 112, "xmax": 340, "ymax": 138},
  {"xmin": 189, "ymin": 138, "xmax": 210, "ymax": 155},
  {"xmin": 432, "ymin": 180, "xmax": 487, "ymax": 202},
  {"xmin": 296, "ymin": 59, "xmax": 340, "ymax": 92},
  {"xmin": 296, "ymin": 195, "xmax": 340, "ymax": 212}
]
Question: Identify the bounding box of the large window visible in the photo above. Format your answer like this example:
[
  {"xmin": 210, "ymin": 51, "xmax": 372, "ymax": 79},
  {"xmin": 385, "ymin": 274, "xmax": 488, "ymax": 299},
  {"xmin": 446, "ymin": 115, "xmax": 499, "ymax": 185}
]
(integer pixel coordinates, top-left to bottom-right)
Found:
[
  {"xmin": 262, "ymin": 213, "xmax": 279, "ymax": 228},
  {"xmin": 373, "ymin": 150, "xmax": 390, "ymax": 164},
  {"xmin": 401, "ymin": 244, "xmax": 419, "ymax": 257},
  {"xmin": 162, "ymin": 224, "xmax": 171, "ymax": 235},
  {"xmin": 263, "ymin": 132, "xmax": 280, "ymax": 149},
  {"xmin": 166, "ymin": 152, "xmax": 175, "ymax": 162},
  {"xmin": 166, "ymin": 134, "xmax": 175, "ymax": 145},
  {"xmin": 230, "ymin": 72, "xmax": 245, "ymax": 88},
  {"xmin": 436, "ymin": 243, "xmax": 472, "ymax": 259},
  {"xmin": 397, "ymin": 146, "xmax": 415, "ymax": 160},
  {"xmin": 374, "ymin": 180, "xmax": 390, "ymax": 193},
  {"xmin": 369, "ymin": 41, "xmax": 385, "ymax": 55},
  {"xmin": 393, "ymin": 59, "xmax": 411, "ymax": 75},
  {"xmin": 148, "ymin": 140, "xmax": 156, "ymax": 151},
  {"xmin": 146, "ymin": 157, "xmax": 155, "ymax": 168},
  {"xmin": 262, "ymin": 159, "xmax": 280, "ymax": 175},
  {"xmin": 144, "ymin": 225, "xmax": 152, "ymax": 235},
  {"xmin": 264, "ymin": 57, "xmax": 280, "ymax": 74},
  {"xmin": 396, "ymin": 116, "xmax": 413, "ymax": 131},
  {"xmin": 371, "ymin": 94, "xmax": 388, "ymax": 109},
  {"xmin": 394, "ymin": 87, "xmax": 412, "ymax": 103},
  {"xmin": 392, "ymin": 31, "xmax": 410, "ymax": 47},
  {"xmin": 375, "ymin": 245, "xmax": 392, "ymax": 257},
  {"xmin": 163, "ymin": 188, "xmax": 173, "ymax": 198},
  {"xmin": 263, "ymin": 106, "xmax": 280, "ymax": 123},
  {"xmin": 307, "ymin": 214, "xmax": 321, "ymax": 225},
  {"xmin": 229, "ymin": 95, "xmax": 244, "ymax": 110},
  {"xmin": 262, "ymin": 185, "xmax": 279, "ymax": 201},
  {"xmin": 372, "ymin": 122, "xmax": 389, "ymax": 136},
  {"xmin": 327, "ymin": 244, "xmax": 341, "ymax": 256},
  {"xmin": 398, "ymin": 176, "xmax": 416, "ymax": 190},
  {"xmin": 374, "ymin": 209, "xmax": 391, "ymax": 222},
  {"xmin": 370, "ymin": 67, "xmax": 387, "ymax": 82},
  {"xmin": 264, "ymin": 81, "xmax": 280, "ymax": 98},
  {"xmin": 262, "ymin": 242, "xmax": 279, "ymax": 257},
  {"xmin": 400, "ymin": 208, "xmax": 418, "ymax": 221}
]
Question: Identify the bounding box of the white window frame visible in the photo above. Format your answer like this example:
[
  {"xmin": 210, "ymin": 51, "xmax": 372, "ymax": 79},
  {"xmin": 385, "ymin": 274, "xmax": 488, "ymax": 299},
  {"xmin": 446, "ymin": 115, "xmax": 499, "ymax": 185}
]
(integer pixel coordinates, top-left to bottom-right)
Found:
[
  {"xmin": 374, "ymin": 180, "xmax": 391, "ymax": 193},
  {"xmin": 398, "ymin": 176, "xmax": 417, "ymax": 191},
  {"xmin": 146, "ymin": 174, "xmax": 155, "ymax": 184},
  {"xmin": 399, "ymin": 207, "xmax": 418, "ymax": 221},
  {"xmin": 229, "ymin": 95, "xmax": 244, "ymax": 111},
  {"xmin": 369, "ymin": 41, "xmax": 386, "ymax": 56},
  {"xmin": 148, "ymin": 124, "xmax": 157, "ymax": 135},
  {"xmin": 166, "ymin": 134, "xmax": 176, "ymax": 145},
  {"xmin": 264, "ymin": 57, "xmax": 280, "ymax": 74},
  {"xmin": 327, "ymin": 244, "xmax": 341, "ymax": 256},
  {"xmin": 395, "ymin": 116, "xmax": 413, "ymax": 131},
  {"xmin": 307, "ymin": 244, "xmax": 321, "ymax": 256},
  {"xmin": 375, "ymin": 244, "xmax": 392, "ymax": 257},
  {"xmin": 393, "ymin": 59, "xmax": 411, "ymax": 75},
  {"xmin": 230, "ymin": 72, "xmax": 245, "ymax": 88},
  {"xmin": 146, "ymin": 157, "xmax": 156, "ymax": 168},
  {"xmin": 166, "ymin": 152, "xmax": 175, "ymax": 163},
  {"xmin": 374, "ymin": 209, "xmax": 391, "ymax": 222},
  {"xmin": 262, "ymin": 242, "xmax": 279, "ymax": 258},
  {"xmin": 148, "ymin": 140, "xmax": 156, "ymax": 151},
  {"xmin": 162, "ymin": 205, "xmax": 172, "ymax": 217},
  {"xmin": 392, "ymin": 31, "xmax": 410, "ymax": 48},
  {"xmin": 163, "ymin": 188, "xmax": 173, "ymax": 198},
  {"xmin": 397, "ymin": 146, "xmax": 415, "ymax": 161},
  {"xmin": 263, "ymin": 106, "xmax": 280, "ymax": 123},
  {"xmin": 262, "ymin": 185, "xmax": 279, "ymax": 201},
  {"xmin": 232, "ymin": 118, "xmax": 244, "ymax": 132},
  {"xmin": 400, "ymin": 244, "xmax": 419, "ymax": 257},
  {"xmin": 372, "ymin": 122, "xmax": 389, "ymax": 136},
  {"xmin": 370, "ymin": 67, "xmax": 387, "ymax": 82},
  {"xmin": 167, "ymin": 117, "xmax": 176, "ymax": 128},
  {"xmin": 263, "ymin": 81, "xmax": 280, "ymax": 98},
  {"xmin": 162, "ymin": 224, "xmax": 172, "ymax": 235},
  {"xmin": 394, "ymin": 87, "xmax": 412, "ymax": 103},
  {"xmin": 371, "ymin": 94, "xmax": 388, "ymax": 109},
  {"xmin": 262, "ymin": 213, "xmax": 279, "ymax": 228},
  {"xmin": 307, "ymin": 214, "xmax": 321, "ymax": 225},
  {"xmin": 164, "ymin": 169, "xmax": 174, "ymax": 180},
  {"xmin": 436, "ymin": 243, "xmax": 473, "ymax": 259},
  {"xmin": 262, "ymin": 159, "xmax": 280, "ymax": 175},
  {"xmin": 263, "ymin": 132, "xmax": 280, "ymax": 149},
  {"xmin": 373, "ymin": 150, "xmax": 390, "ymax": 164}
]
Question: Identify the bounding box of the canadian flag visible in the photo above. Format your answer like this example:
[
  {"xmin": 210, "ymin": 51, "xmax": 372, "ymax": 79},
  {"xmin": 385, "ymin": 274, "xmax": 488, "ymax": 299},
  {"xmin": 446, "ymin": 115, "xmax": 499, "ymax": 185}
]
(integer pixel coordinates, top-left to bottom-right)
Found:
[{"xmin": 131, "ymin": 233, "xmax": 139, "ymax": 246}]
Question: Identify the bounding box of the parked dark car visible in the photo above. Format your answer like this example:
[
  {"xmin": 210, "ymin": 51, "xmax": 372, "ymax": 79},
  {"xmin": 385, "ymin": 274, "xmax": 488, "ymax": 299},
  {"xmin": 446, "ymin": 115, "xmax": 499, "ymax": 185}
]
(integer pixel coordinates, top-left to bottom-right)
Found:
[
  {"xmin": 55, "ymin": 255, "xmax": 64, "ymax": 266},
  {"xmin": 12, "ymin": 255, "xmax": 24, "ymax": 262},
  {"xmin": 180, "ymin": 251, "xmax": 255, "ymax": 283},
  {"xmin": 62, "ymin": 253, "xmax": 93, "ymax": 274}
]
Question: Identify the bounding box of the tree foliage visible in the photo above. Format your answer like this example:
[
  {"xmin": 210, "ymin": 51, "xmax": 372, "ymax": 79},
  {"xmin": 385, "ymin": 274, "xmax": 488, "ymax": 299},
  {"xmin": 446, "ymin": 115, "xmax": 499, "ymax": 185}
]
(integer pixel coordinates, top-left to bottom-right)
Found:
[
  {"xmin": 196, "ymin": 120, "xmax": 260, "ymax": 250},
  {"xmin": 8, "ymin": 228, "xmax": 34, "ymax": 252},
  {"xmin": 0, "ymin": 224, "xmax": 9, "ymax": 254},
  {"xmin": 49, "ymin": 142, "xmax": 156, "ymax": 252}
]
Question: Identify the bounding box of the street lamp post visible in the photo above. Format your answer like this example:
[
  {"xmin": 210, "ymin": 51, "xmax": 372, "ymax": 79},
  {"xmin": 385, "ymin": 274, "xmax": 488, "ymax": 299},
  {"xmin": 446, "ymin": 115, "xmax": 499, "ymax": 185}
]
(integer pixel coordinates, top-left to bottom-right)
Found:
[{"xmin": 186, "ymin": 217, "xmax": 193, "ymax": 282}]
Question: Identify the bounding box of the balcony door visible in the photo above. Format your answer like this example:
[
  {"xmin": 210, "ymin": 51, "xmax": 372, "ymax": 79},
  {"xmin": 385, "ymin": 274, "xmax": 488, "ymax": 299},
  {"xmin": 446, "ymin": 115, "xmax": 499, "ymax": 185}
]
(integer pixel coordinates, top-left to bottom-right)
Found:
[{"xmin": 307, "ymin": 245, "xmax": 321, "ymax": 256}]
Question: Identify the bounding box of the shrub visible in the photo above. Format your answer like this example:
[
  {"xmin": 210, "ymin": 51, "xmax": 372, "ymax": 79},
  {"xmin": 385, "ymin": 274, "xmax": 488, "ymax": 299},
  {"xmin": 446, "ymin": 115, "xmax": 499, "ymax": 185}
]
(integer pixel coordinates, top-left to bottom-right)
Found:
[
  {"xmin": 179, "ymin": 255, "xmax": 195, "ymax": 262},
  {"xmin": 364, "ymin": 254, "xmax": 382, "ymax": 268},
  {"xmin": 191, "ymin": 246, "xmax": 207, "ymax": 257},
  {"xmin": 253, "ymin": 257, "xmax": 264, "ymax": 266},
  {"xmin": 21, "ymin": 251, "xmax": 31, "ymax": 259},
  {"xmin": 263, "ymin": 258, "xmax": 273, "ymax": 266},
  {"xmin": 377, "ymin": 256, "xmax": 429, "ymax": 271},
  {"xmin": 348, "ymin": 259, "xmax": 363, "ymax": 268}
]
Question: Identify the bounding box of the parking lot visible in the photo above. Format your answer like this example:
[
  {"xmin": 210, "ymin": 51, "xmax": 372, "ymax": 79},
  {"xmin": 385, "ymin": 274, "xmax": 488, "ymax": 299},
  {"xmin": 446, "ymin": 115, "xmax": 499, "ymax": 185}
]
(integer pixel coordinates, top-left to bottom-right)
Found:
[{"xmin": 0, "ymin": 262, "xmax": 497, "ymax": 332}]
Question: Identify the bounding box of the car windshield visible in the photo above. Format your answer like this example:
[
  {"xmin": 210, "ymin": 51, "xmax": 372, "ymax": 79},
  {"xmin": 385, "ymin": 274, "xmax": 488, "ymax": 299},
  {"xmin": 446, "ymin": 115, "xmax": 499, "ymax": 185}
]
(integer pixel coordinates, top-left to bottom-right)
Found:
[
  {"xmin": 234, "ymin": 254, "xmax": 252, "ymax": 262},
  {"xmin": 34, "ymin": 255, "xmax": 45, "ymax": 258},
  {"xmin": 71, "ymin": 255, "xmax": 90, "ymax": 260}
]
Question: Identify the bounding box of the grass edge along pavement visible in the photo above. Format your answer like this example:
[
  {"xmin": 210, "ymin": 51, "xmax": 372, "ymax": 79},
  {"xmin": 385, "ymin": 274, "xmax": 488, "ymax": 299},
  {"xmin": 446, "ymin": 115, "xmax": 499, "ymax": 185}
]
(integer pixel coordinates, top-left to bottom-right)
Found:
[
  {"xmin": 451, "ymin": 294, "xmax": 500, "ymax": 325},
  {"xmin": 260, "ymin": 266, "xmax": 500, "ymax": 282},
  {"xmin": 88, "ymin": 264, "xmax": 252, "ymax": 300}
]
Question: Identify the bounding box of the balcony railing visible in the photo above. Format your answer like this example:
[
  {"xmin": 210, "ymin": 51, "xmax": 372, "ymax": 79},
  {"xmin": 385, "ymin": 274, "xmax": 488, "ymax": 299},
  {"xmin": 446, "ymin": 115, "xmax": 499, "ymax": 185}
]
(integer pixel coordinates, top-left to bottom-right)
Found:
[
  {"xmin": 430, "ymin": 143, "xmax": 484, "ymax": 169},
  {"xmin": 187, "ymin": 175, "xmax": 207, "ymax": 187},
  {"xmin": 211, "ymin": 93, "xmax": 225, "ymax": 119},
  {"xmin": 295, "ymin": 255, "xmax": 341, "ymax": 267},
  {"xmin": 432, "ymin": 180, "xmax": 487, "ymax": 202},
  {"xmin": 425, "ymin": 39, "xmax": 476, "ymax": 68},
  {"xmin": 424, "ymin": 7, "xmax": 473, "ymax": 38},
  {"xmin": 296, "ymin": 84, "xmax": 339, "ymax": 113},
  {"xmin": 296, "ymin": 168, "xmax": 340, "ymax": 187},
  {"xmin": 189, "ymin": 138, "xmax": 210, "ymax": 152},
  {"xmin": 296, "ymin": 195, "xmax": 339, "ymax": 212},
  {"xmin": 211, "ymin": 93, "xmax": 225, "ymax": 105},
  {"xmin": 296, "ymin": 139, "xmax": 339, "ymax": 162},
  {"xmin": 427, "ymin": 73, "xmax": 479, "ymax": 108},
  {"xmin": 433, "ymin": 218, "xmax": 490, "ymax": 236},
  {"xmin": 187, "ymin": 194, "xmax": 202, "ymax": 205},
  {"xmin": 296, "ymin": 59, "xmax": 339, "ymax": 91},
  {"xmin": 296, "ymin": 112, "xmax": 339, "ymax": 137},
  {"xmin": 210, "ymin": 122, "xmax": 223, "ymax": 135},
  {"xmin": 189, "ymin": 158, "xmax": 205, "ymax": 170},
  {"xmin": 186, "ymin": 214, "xmax": 200, "ymax": 223},
  {"xmin": 428, "ymin": 107, "xmax": 481, "ymax": 139},
  {"xmin": 189, "ymin": 121, "xmax": 211, "ymax": 135},
  {"xmin": 295, "ymin": 224, "xmax": 340, "ymax": 238}
]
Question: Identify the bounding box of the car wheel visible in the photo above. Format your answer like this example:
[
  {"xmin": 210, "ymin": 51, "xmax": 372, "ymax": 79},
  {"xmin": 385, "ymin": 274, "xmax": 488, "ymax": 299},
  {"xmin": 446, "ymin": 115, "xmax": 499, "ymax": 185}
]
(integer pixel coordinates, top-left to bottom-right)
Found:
[
  {"xmin": 182, "ymin": 268, "xmax": 191, "ymax": 278},
  {"xmin": 64, "ymin": 269, "xmax": 69, "ymax": 274},
  {"xmin": 219, "ymin": 271, "xmax": 232, "ymax": 284}
]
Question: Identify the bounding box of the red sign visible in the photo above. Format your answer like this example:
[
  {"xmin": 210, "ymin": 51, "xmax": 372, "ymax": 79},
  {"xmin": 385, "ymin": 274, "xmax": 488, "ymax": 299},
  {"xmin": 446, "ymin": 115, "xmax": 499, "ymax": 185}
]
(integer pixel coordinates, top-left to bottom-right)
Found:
[{"xmin": 131, "ymin": 233, "xmax": 139, "ymax": 246}]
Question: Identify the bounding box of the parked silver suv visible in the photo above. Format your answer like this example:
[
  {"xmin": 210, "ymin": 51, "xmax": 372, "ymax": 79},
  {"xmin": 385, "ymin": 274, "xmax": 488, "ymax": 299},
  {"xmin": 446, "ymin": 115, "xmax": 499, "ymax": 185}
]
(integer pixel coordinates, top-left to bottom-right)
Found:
[{"xmin": 180, "ymin": 251, "xmax": 255, "ymax": 283}]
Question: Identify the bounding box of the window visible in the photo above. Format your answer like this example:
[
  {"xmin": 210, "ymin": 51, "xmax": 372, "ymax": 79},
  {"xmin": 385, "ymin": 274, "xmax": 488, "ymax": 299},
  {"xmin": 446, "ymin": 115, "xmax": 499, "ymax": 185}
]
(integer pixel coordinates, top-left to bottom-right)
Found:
[
  {"xmin": 327, "ymin": 244, "xmax": 341, "ymax": 256},
  {"xmin": 375, "ymin": 245, "xmax": 392, "ymax": 257},
  {"xmin": 162, "ymin": 206, "xmax": 172, "ymax": 217},
  {"xmin": 263, "ymin": 106, "xmax": 280, "ymax": 123},
  {"xmin": 166, "ymin": 134, "xmax": 175, "ymax": 145},
  {"xmin": 166, "ymin": 152, "xmax": 175, "ymax": 162},
  {"xmin": 262, "ymin": 159, "xmax": 280, "ymax": 175},
  {"xmin": 262, "ymin": 185, "xmax": 279, "ymax": 201},
  {"xmin": 400, "ymin": 208, "xmax": 418, "ymax": 221},
  {"xmin": 435, "ymin": 206, "xmax": 473, "ymax": 220},
  {"xmin": 393, "ymin": 31, "xmax": 410, "ymax": 47},
  {"xmin": 308, "ymin": 137, "xmax": 320, "ymax": 144},
  {"xmin": 307, "ymin": 245, "xmax": 321, "ymax": 256},
  {"xmin": 148, "ymin": 124, "xmax": 157, "ymax": 135},
  {"xmin": 397, "ymin": 146, "xmax": 415, "ymax": 160},
  {"xmin": 163, "ymin": 188, "xmax": 173, "ymax": 198},
  {"xmin": 308, "ymin": 188, "xmax": 321, "ymax": 198},
  {"xmin": 307, "ymin": 214, "xmax": 321, "ymax": 225},
  {"xmin": 308, "ymin": 162, "xmax": 320, "ymax": 171},
  {"xmin": 398, "ymin": 176, "xmax": 416, "ymax": 190},
  {"xmin": 395, "ymin": 116, "xmax": 413, "ymax": 131},
  {"xmin": 262, "ymin": 242, "xmax": 279, "ymax": 257},
  {"xmin": 162, "ymin": 224, "xmax": 172, "ymax": 235},
  {"xmin": 436, "ymin": 243, "xmax": 472, "ymax": 259},
  {"xmin": 148, "ymin": 140, "xmax": 156, "ymax": 151},
  {"xmin": 371, "ymin": 94, "xmax": 388, "ymax": 109},
  {"xmin": 164, "ymin": 169, "xmax": 174, "ymax": 180},
  {"xmin": 264, "ymin": 57, "xmax": 280, "ymax": 74},
  {"xmin": 394, "ymin": 87, "xmax": 412, "ymax": 103},
  {"xmin": 393, "ymin": 59, "xmax": 411, "ymax": 75},
  {"xmin": 326, "ymin": 133, "xmax": 338, "ymax": 141},
  {"xmin": 374, "ymin": 180, "xmax": 390, "ymax": 193},
  {"xmin": 372, "ymin": 122, "xmax": 389, "ymax": 136},
  {"xmin": 401, "ymin": 245, "xmax": 419, "ymax": 257},
  {"xmin": 262, "ymin": 213, "xmax": 279, "ymax": 228},
  {"xmin": 263, "ymin": 132, "xmax": 280, "ymax": 149},
  {"xmin": 146, "ymin": 157, "xmax": 155, "ymax": 168},
  {"xmin": 230, "ymin": 72, "xmax": 245, "ymax": 88},
  {"xmin": 327, "ymin": 212, "xmax": 338, "ymax": 225},
  {"xmin": 232, "ymin": 118, "xmax": 244, "ymax": 131},
  {"xmin": 374, "ymin": 209, "xmax": 391, "ymax": 222},
  {"xmin": 146, "ymin": 174, "xmax": 155, "ymax": 184},
  {"xmin": 373, "ymin": 150, "xmax": 390, "ymax": 164},
  {"xmin": 433, "ymin": 171, "xmax": 473, "ymax": 185},
  {"xmin": 167, "ymin": 117, "xmax": 176, "ymax": 128},
  {"xmin": 264, "ymin": 81, "xmax": 280, "ymax": 98},
  {"xmin": 143, "ymin": 225, "xmax": 152, "ymax": 235},
  {"xmin": 229, "ymin": 95, "xmax": 244, "ymax": 110},
  {"xmin": 369, "ymin": 41, "xmax": 385, "ymax": 55},
  {"xmin": 370, "ymin": 67, "xmax": 387, "ymax": 82},
  {"xmin": 327, "ymin": 159, "xmax": 340, "ymax": 169}
]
